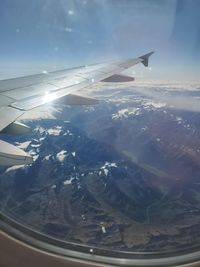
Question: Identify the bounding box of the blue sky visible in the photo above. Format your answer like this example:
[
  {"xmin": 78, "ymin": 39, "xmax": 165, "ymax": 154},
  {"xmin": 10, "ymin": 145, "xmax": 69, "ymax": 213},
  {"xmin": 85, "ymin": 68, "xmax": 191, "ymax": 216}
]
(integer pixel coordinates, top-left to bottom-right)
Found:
[{"xmin": 0, "ymin": 0, "xmax": 199, "ymax": 81}]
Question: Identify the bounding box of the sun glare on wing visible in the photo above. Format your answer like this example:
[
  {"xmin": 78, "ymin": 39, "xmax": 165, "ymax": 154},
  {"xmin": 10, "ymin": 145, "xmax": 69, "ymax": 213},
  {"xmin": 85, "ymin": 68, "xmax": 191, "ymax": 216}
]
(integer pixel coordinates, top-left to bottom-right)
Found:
[{"xmin": 43, "ymin": 92, "xmax": 57, "ymax": 104}]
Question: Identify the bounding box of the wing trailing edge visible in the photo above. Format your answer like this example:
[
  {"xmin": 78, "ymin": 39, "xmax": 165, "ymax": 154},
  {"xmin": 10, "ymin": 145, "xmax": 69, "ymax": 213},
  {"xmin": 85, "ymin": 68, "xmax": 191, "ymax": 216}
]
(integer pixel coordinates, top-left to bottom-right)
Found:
[
  {"xmin": 102, "ymin": 74, "xmax": 135, "ymax": 83},
  {"xmin": 0, "ymin": 140, "xmax": 33, "ymax": 166},
  {"xmin": 2, "ymin": 121, "xmax": 31, "ymax": 135},
  {"xmin": 55, "ymin": 94, "xmax": 99, "ymax": 106}
]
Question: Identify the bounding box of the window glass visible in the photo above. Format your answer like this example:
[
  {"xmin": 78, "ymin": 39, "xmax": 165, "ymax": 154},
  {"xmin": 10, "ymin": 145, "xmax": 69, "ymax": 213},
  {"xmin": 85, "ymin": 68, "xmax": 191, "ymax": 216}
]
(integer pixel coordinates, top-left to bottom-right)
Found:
[{"xmin": 0, "ymin": 0, "xmax": 200, "ymax": 254}]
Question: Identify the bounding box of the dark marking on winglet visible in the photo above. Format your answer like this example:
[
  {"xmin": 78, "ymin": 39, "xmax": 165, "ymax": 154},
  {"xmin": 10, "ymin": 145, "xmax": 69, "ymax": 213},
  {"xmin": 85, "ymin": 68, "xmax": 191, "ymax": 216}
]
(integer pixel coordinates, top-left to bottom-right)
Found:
[{"xmin": 139, "ymin": 51, "xmax": 155, "ymax": 67}]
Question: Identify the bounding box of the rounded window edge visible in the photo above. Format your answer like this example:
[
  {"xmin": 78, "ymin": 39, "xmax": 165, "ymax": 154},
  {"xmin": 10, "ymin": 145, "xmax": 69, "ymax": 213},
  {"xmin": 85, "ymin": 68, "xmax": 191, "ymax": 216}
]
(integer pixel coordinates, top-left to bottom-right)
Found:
[{"xmin": 1, "ymin": 211, "xmax": 200, "ymax": 267}]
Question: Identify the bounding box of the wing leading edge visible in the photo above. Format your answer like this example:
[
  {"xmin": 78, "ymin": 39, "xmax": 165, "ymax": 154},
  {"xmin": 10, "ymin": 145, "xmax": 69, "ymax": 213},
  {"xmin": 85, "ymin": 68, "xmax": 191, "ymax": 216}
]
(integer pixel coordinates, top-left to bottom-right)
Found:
[{"xmin": 0, "ymin": 51, "xmax": 154, "ymax": 166}]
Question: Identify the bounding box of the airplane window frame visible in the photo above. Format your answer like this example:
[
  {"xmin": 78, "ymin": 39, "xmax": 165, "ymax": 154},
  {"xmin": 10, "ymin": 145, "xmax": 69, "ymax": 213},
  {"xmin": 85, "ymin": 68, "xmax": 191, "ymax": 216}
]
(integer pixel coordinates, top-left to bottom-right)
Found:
[{"xmin": 1, "ymin": 210, "xmax": 200, "ymax": 267}]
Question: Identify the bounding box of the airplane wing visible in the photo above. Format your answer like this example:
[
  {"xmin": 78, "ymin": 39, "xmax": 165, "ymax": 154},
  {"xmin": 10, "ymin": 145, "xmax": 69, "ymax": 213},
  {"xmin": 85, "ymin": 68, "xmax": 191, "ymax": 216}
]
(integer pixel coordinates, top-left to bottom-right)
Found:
[{"xmin": 0, "ymin": 51, "xmax": 154, "ymax": 166}]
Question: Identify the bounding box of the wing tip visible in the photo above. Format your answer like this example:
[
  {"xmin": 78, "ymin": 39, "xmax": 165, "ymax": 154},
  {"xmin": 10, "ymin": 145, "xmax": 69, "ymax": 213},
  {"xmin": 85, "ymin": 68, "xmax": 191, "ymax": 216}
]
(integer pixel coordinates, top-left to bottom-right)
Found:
[{"xmin": 139, "ymin": 51, "xmax": 155, "ymax": 67}]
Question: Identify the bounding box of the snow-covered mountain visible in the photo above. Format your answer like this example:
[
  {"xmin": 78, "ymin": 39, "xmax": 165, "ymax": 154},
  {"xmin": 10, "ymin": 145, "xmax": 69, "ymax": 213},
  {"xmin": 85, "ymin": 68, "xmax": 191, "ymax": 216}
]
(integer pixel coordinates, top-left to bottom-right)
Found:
[{"xmin": 1, "ymin": 83, "xmax": 200, "ymax": 252}]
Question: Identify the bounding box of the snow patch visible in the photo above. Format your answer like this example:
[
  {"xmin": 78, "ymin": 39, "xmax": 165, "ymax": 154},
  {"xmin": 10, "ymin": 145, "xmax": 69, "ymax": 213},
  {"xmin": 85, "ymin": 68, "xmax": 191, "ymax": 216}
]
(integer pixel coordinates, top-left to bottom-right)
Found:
[
  {"xmin": 56, "ymin": 150, "xmax": 67, "ymax": 162},
  {"xmin": 63, "ymin": 130, "xmax": 73, "ymax": 136},
  {"xmin": 47, "ymin": 126, "xmax": 62, "ymax": 136},
  {"xmin": 72, "ymin": 152, "xmax": 76, "ymax": 157},
  {"xmin": 5, "ymin": 165, "xmax": 25, "ymax": 173},
  {"xmin": 112, "ymin": 108, "xmax": 140, "ymax": 120},
  {"xmin": 31, "ymin": 144, "xmax": 41, "ymax": 148},
  {"xmin": 44, "ymin": 154, "xmax": 52, "ymax": 161},
  {"xmin": 15, "ymin": 141, "xmax": 31, "ymax": 150},
  {"xmin": 176, "ymin": 116, "xmax": 183, "ymax": 124},
  {"xmin": 100, "ymin": 162, "xmax": 117, "ymax": 176},
  {"xmin": 101, "ymin": 226, "xmax": 106, "ymax": 234},
  {"xmin": 144, "ymin": 101, "xmax": 166, "ymax": 109},
  {"xmin": 63, "ymin": 178, "xmax": 73, "ymax": 186},
  {"xmin": 33, "ymin": 155, "xmax": 39, "ymax": 161},
  {"xmin": 35, "ymin": 126, "xmax": 46, "ymax": 134}
]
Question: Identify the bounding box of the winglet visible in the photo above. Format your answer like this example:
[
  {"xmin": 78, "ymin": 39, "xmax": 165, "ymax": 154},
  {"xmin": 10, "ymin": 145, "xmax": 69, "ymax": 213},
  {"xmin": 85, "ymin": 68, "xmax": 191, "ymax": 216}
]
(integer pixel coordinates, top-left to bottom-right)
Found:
[{"xmin": 139, "ymin": 51, "xmax": 155, "ymax": 67}]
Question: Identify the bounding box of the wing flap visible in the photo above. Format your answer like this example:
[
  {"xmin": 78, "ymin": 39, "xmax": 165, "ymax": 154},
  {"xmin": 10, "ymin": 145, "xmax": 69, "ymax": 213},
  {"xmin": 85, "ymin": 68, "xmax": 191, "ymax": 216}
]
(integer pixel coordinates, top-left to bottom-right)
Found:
[
  {"xmin": 2, "ymin": 121, "xmax": 31, "ymax": 135},
  {"xmin": 102, "ymin": 74, "xmax": 135, "ymax": 83},
  {"xmin": 1, "ymin": 83, "xmax": 58, "ymax": 100},
  {"xmin": 0, "ymin": 107, "xmax": 24, "ymax": 132},
  {"xmin": 0, "ymin": 140, "xmax": 33, "ymax": 166}
]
